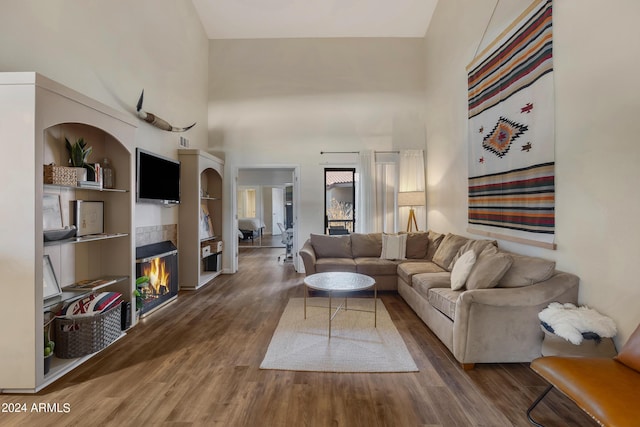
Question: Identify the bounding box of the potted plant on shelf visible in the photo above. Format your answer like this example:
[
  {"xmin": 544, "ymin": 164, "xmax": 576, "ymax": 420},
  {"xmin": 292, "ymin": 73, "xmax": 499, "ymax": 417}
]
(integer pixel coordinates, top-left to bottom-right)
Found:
[
  {"xmin": 43, "ymin": 324, "xmax": 55, "ymax": 375},
  {"xmin": 65, "ymin": 137, "xmax": 94, "ymax": 181},
  {"xmin": 134, "ymin": 275, "xmax": 149, "ymax": 318}
]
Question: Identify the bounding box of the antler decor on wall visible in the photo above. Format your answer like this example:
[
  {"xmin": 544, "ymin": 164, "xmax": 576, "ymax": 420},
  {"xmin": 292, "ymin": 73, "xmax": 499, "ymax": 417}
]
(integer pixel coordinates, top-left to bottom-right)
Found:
[{"xmin": 136, "ymin": 90, "xmax": 196, "ymax": 132}]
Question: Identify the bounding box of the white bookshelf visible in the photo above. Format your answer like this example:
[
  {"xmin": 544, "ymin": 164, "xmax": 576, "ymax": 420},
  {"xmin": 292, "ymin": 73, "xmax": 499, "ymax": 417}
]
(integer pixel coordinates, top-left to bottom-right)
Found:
[
  {"xmin": 178, "ymin": 149, "xmax": 224, "ymax": 290},
  {"xmin": 0, "ymin": 72, "xmax": 136, "ymax": 393}
]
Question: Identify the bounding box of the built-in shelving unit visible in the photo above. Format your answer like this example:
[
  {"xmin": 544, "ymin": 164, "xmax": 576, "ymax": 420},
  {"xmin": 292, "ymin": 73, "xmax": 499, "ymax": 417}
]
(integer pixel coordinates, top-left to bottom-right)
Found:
[
  {"xmin": 0, "ymin": 72, "xmax": 136, "ymax": 393},
  {"xmin": 178, "ymin": 149, "xmax": 224, "ymax": 290}
]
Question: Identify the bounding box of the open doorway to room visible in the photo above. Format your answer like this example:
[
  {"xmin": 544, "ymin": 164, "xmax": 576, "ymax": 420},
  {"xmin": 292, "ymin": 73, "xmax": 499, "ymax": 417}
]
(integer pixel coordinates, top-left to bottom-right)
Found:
[{"xmin": 233, "ymin": 166, "xmax": 298, "ymax": 272}]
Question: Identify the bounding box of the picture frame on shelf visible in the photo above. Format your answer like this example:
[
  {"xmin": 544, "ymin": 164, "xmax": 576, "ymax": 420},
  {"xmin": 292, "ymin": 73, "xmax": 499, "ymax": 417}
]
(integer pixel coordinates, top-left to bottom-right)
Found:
[
  {"xmin": 73, "ymin": 200, "xmax": 104, "ymax": 236},
  {"xmin": 43, "ymin": 194, "xmax": 63, "ymax": 230},
  {"xmin": 43, "ymin": 255, "xmax": 62, "ymax": 301},
  {"xmin": 199, "ymin": 202, "xmax": 214, "ymax": 239}
]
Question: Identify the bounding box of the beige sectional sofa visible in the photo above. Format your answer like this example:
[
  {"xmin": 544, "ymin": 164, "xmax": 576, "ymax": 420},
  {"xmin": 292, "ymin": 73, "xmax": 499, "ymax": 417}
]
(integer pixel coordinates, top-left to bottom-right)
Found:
[{"xmin": 299, "ymin": 231, "xmax": 579, "ymax": 368}]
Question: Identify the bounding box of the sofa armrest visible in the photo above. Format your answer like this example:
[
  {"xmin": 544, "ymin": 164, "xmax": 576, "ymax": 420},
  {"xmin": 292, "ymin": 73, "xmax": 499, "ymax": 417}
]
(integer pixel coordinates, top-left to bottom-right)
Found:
[
  {"xmin": 299, "ymin": 239, "xmax": 317, "ymax": 275},
  {"xmin": 453, "ymin": 272, "xmax": 579, "ymax": 363},
  {"xmin": 458, "ymin": 272, "xmax": 579, "ymax": 308}
]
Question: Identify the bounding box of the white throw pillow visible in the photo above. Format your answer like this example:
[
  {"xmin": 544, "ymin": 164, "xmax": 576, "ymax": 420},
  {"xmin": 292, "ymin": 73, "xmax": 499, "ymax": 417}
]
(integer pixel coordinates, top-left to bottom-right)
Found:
[
  {"xmin": 380, "ymin": 233, "xmax": 407, "ymax": 260},
  {"xmin": 450, "ymin": 250, "xmax": 477, "ymax": 290}
]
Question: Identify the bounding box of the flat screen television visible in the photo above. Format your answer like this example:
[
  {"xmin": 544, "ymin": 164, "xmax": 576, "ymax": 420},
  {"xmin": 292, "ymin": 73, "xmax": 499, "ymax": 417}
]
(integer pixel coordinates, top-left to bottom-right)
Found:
[{"xmin": 136, "ymin": 148, "xmax": 180, "ymax": 204}]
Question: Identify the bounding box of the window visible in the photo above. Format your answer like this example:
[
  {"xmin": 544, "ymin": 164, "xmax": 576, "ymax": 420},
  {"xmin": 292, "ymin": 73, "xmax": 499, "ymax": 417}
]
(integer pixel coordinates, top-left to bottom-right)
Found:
[
  {"xmin": 237, "ymin": 187, "xmax": 257, "ymax": 218},
  {"xmin": 324, "ymin": 168, "xmax": 355, "ymax": 234}
]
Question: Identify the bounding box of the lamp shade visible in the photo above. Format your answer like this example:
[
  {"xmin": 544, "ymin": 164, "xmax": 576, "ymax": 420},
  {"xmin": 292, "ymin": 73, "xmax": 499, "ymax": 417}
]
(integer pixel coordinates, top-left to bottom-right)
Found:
[{"xmin": 397, "ymin": 191, "xmax": 425, "ymax": 207}]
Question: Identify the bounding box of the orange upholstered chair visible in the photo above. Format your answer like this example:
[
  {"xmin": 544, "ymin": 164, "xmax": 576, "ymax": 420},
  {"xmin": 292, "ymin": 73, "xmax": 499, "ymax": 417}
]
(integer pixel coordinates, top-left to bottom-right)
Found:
[{"xmin": 527, "ymin": 322, "xmax": 640, "ymax": 426}]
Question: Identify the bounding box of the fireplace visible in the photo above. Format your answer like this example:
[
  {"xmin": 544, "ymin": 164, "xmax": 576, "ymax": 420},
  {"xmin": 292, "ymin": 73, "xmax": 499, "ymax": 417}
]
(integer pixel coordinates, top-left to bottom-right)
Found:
[{"xmin": 135, "ymin": 241, "xmax": 178, "ymax": 317}]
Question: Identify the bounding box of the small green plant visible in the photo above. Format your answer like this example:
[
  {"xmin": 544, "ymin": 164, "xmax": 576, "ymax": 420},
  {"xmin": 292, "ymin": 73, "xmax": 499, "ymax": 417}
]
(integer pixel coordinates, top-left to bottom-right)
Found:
[
  {"xmin": 44, "ymin": 329, "xmax": 54, "ymax": 358},
  {"xmin": 135, "ymin": 275, "xmax": 150, "ymax": 311},
  {"xmin": 65, "ymin": 137, "xmax": 94, "ymax": 171}
]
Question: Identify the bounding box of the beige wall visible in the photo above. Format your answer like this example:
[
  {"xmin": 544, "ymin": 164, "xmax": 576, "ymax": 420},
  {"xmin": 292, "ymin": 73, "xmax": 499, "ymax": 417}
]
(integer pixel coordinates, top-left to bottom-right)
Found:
[
  {"xmin": 0, "ymin": 0, "xmax": 209, "ymax": 229},
  {"xmin": 424, "ymin": 0, "xmax": 640, "ymax": 345},
  {"xmin": 208, "ymin": 38, "xmax": 427, "ymax": 261}
]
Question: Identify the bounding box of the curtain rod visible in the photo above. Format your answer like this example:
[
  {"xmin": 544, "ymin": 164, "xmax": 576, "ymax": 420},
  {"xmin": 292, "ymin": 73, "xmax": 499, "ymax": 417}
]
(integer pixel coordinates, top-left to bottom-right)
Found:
[{"xmin": 320, "ymin": 150, "xmax": 399, "ymax": 155}]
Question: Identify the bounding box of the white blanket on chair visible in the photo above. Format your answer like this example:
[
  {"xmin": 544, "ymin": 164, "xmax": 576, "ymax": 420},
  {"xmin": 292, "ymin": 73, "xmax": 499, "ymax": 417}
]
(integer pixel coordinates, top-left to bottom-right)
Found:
[{"xmin": 538, "ymin": 302, "xmax": 617, "ymax": 344}]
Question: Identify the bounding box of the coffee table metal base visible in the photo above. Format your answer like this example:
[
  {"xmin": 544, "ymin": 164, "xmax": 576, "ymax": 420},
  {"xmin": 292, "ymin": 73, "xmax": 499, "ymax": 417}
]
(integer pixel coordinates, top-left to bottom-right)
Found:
[{"xmin": 303, "ymin": 272, "xmax": 377, "ymax": 339}]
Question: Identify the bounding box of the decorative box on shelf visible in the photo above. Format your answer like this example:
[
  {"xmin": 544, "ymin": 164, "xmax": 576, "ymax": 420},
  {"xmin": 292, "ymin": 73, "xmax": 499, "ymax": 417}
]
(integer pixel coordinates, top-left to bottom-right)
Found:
[{"xmin": 43, "ymin": 164, "xmax": 78, "ymax": 186}]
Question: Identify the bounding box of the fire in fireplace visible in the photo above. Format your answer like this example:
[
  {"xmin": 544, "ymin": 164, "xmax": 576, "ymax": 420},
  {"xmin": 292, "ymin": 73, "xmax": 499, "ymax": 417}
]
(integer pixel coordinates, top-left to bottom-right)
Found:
[{"xmin": 135, "ymin": 241, "xmax": 178, "ymax": 317}]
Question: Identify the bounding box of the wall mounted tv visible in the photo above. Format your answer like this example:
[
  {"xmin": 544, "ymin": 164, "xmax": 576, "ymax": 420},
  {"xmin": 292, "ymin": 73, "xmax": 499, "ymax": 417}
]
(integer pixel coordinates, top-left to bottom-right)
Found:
[{"xmin": 136, "ymin": 148, "xmax": 180, "ymax": 204}]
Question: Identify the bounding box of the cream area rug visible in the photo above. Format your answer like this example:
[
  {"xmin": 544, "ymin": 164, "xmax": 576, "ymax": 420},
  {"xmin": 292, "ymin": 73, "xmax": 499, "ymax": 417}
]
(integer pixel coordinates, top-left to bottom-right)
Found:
[{"xmin": 260, "ymin": 297, "xmax": 418, "ymax": 373}]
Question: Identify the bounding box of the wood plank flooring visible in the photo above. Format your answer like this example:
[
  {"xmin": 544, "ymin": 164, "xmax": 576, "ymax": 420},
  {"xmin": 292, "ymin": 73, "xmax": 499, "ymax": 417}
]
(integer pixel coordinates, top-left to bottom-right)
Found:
[{"xmin": 0, "ymin": 248, "xmax": 596, "ymax": 426}]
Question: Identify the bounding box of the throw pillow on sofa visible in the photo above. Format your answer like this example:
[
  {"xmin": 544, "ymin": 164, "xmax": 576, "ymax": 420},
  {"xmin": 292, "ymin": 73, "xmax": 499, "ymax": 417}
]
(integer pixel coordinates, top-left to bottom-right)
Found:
[
  {"xmin": 448, "ymin": 238, "xmax": 497, "ymax": 270},
  {"xmin": 380, "ymin": 233, "xmax": 407, "ymax": 260},
  {"xmin": 431, "ymin": 233, "xmax": 469, "ymax": 270},
  {"xmin": 465, "ymin": 246, "xmax": 513, "ymax": 290},
  {"xmin": 425, "ymin": 230, "xmax": 445, "ymax": 260},
  {"xmin": 401, "ymin": 232, "xmax": 430, "ymax": 259},
  {"xmin": 310, "ymin": 233, "xmax": 352, "ymax": 258},
  {"xmin": 450, "ymin": 250, "xmax": 476, "ymax": 290},
  {"xmin": 497, "ymin": 252, "xmax": 556, "ymax": 287},
  {"xmin": 351, "ymin": 233, "xmax": 382, "ymax": 257}
]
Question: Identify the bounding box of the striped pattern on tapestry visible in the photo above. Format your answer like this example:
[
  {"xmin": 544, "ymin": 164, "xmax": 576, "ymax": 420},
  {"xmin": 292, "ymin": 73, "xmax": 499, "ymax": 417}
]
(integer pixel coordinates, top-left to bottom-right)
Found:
[
  {"xmin": 468, "ymin": 163, "xmax": 554, "ymax": 234},
  {"xmin": 468, "ymin": 0, "xmax": 552, "ymax": 119}
]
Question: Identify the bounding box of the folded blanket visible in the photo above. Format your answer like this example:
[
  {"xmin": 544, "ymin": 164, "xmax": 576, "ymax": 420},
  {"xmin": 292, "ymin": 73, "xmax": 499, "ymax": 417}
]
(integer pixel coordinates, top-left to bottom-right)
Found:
[{"xmin": 538, "ymin": 302, "xmax": 617, "ymax": 345}]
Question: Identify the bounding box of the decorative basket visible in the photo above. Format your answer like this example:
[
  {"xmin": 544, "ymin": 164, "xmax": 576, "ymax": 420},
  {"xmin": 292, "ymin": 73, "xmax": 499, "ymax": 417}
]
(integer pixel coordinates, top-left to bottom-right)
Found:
[
  {"xmin": 54, "ymin": 304, "xmax": 122, "ymax": 358},
  {"xmin": 44, "ymin": 164, "xmax": 78, "ymax": 186}
]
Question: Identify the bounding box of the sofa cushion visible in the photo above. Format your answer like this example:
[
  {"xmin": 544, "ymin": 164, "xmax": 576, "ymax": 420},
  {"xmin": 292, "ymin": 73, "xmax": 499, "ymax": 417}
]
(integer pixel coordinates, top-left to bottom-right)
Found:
[
  {"xmin": 380, "ymin": 233, "xmax": 407, "ymax": 260},
  {"xmin": 466, "ymin": 246, "xmax": 513, "ymax": 290},
  {"xmin": 402, "ymin": 232, "xmax": 429, "ymax": 259},
  {"xmin": 411, "ymin": 272, "xmax": 451, "ymax": 300},
  {"xmin": 427, "ymin": 288, "xmax": 461, "ymax": 320},
  {"xmin": 355, "ymin": 257, "xmax": 400, "ymax": 276},
  {"xmin": 397, "ymin": 262, "xmax": 446, "ymax": 285},
  {"xmin": 315, "ymin": 258, "xmax": 357, "ymax": 273},
  {"xmin": 426, "ymin": 230, "xmax": 445, "ymax": 261},
  {"xmin": 310, "ymin": 234, "xmax": 352, "ymax": 258},
  {"xmin": 450, "ymin": 250, "xmax": 477, "ymax": 291},
  {"xmin": 351, "ymin": 233, "xmax": 382, "ymax": 258},
  {"xmin": 449, "ymin": 238, "xmax": 497, "ymax": 270},
  {"xmin": 431, "ymin": 233, "xmax": 470, "ymax": 270},
  {"xmin": 497, "ymin": 252, "xmax": 556, "ymax": 288}
]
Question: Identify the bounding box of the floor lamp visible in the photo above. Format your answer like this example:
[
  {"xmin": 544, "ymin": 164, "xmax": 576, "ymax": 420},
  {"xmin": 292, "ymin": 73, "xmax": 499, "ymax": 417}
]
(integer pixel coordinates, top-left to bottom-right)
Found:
[{"xmin": 398, "ymin": 191, "xmax": 426, "ymax": 232}]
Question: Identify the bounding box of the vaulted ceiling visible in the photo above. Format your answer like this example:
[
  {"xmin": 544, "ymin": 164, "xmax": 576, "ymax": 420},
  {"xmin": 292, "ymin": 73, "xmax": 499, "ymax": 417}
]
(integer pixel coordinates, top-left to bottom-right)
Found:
[{"xmin": 192, "ymin": 0, "xmax": 438, "ymax": 39}]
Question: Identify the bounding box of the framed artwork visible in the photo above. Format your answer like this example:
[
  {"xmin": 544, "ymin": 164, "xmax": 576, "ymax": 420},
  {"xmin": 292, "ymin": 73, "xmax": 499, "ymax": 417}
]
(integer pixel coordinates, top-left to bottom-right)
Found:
[
  {"xmin": 43, "ymin": 194, "xmax": 63, "ymax": 230},
  {"xmin": 43, "ymin": 255, "xmax": 62, "ymax": 300},
  {"xmin": 73, "ymin": 200, "xmax": 104, "ymax": 236},
  {"xmin": 200, "ymin": 202, "xmax": 214, "ymax": 239}
]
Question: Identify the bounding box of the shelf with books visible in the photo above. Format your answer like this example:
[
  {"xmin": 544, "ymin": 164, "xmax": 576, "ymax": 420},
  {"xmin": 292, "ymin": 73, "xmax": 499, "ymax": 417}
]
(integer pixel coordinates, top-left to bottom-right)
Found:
[{"xmin": 62, "ymin": 275, "xmax": 129, "ymax": 292}]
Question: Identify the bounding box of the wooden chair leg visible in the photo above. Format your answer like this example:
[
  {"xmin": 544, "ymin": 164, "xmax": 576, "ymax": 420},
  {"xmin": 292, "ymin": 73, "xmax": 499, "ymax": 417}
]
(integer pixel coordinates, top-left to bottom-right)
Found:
[
  {"xmin": 527, "ymin": 384, "xmax": 553, "ymax": 426},
  {"xmin": 461, "ymin": 363, "xmax": 475, "ymax": 370}
]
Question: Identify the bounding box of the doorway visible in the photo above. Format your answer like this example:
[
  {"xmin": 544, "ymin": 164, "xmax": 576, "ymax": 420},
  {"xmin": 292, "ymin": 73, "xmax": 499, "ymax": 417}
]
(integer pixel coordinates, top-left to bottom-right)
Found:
[{"xmin": 232, "ymin": 166, "xmax": 299, "ymax": 272}]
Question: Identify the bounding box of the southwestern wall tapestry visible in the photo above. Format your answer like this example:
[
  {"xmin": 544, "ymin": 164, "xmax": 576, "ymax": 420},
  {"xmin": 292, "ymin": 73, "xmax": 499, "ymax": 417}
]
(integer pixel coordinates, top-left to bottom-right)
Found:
[{"xmin": 467, "ymin": 0, "xmax": 555, "ymax": 247}]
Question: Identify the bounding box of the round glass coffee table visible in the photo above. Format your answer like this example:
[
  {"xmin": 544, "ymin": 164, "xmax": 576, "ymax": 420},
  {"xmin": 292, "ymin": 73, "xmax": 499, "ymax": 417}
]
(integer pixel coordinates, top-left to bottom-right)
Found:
[{"xmin": 303, "ymin": 272, "xmax": 377, "ymax": 338}]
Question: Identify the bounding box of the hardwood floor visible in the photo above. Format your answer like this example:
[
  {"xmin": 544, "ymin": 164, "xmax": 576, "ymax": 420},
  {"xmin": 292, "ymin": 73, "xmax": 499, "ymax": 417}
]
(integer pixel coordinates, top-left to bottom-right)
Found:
[{"xmin": 1, "ymin": 248, "xmax": 595, "ymax": 426}]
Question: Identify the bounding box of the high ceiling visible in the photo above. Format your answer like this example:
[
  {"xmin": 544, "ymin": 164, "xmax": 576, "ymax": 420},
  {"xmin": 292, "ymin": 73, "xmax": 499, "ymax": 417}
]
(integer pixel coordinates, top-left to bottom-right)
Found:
[{"xmin": 192, "ymin": 0, "xmax": 438, "ymax": 39}]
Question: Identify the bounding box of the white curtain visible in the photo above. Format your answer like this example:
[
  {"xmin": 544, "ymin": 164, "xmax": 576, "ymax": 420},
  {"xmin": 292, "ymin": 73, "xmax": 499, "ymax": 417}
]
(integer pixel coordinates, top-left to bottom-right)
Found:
[
  {"xmin": 376, "ymin": 161, "xmax": 397, "ymax": 233},
  {"xmin": 355, "ymin": 150, "xmax": 377, "ymax": 233},
  {"xmin": 398, "ymin": 150, "xmax": 426, "ymax": 232}
]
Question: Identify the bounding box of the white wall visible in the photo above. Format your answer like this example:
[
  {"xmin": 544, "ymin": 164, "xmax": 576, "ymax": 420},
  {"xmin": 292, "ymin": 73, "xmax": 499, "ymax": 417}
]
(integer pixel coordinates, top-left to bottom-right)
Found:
[
  {"xmin": 424, "ymin": 0, "xmax": 640, "ymax": 345},
  {"xmin": 0, "ymin": 0, "xmax": 209, "ymax": 230},
  {"xmin": 207, "ymin": 38, "xmax": 427, "ymax": 263}
]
